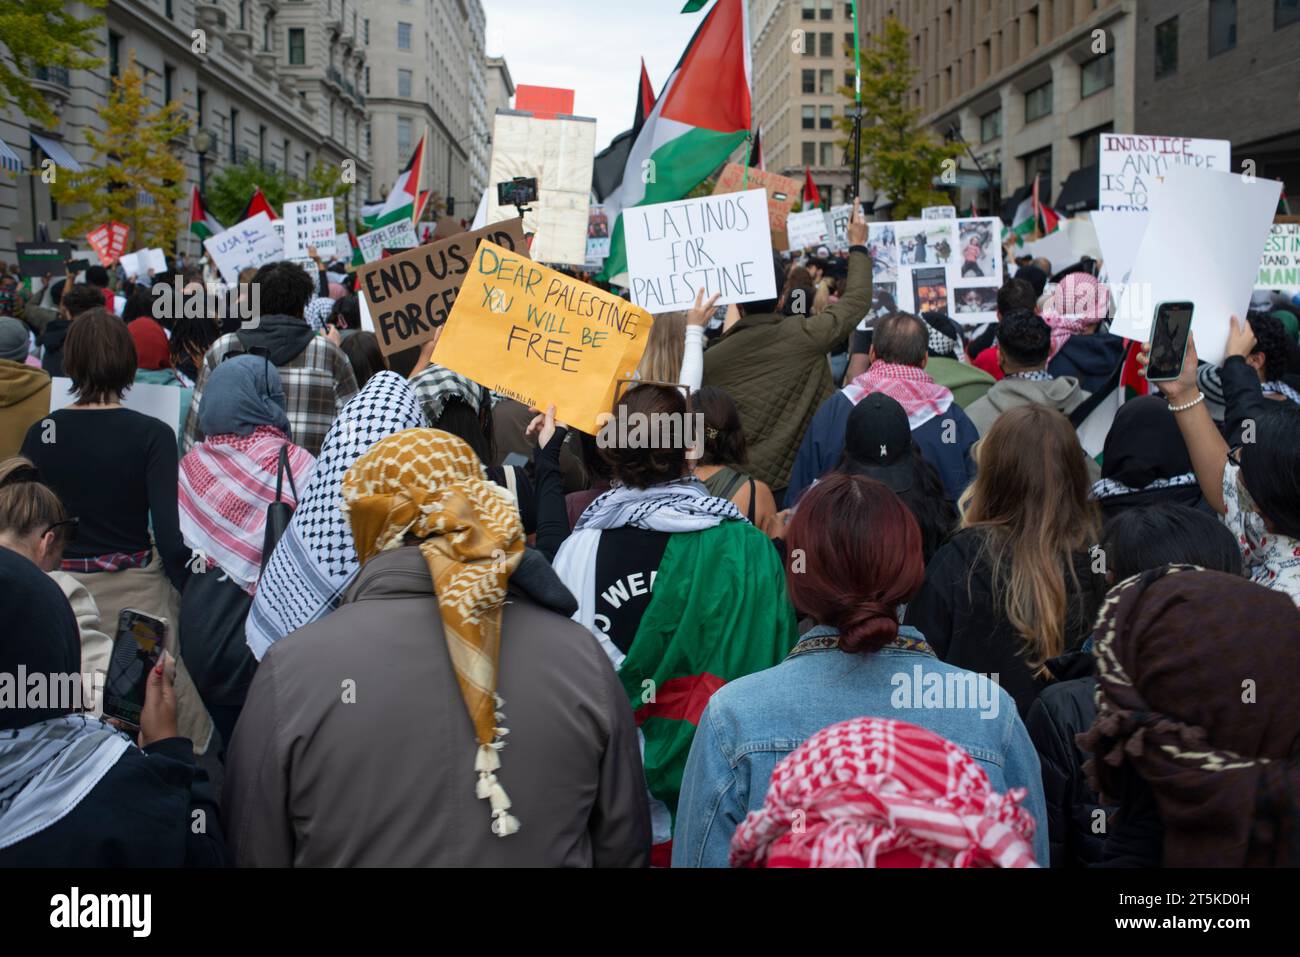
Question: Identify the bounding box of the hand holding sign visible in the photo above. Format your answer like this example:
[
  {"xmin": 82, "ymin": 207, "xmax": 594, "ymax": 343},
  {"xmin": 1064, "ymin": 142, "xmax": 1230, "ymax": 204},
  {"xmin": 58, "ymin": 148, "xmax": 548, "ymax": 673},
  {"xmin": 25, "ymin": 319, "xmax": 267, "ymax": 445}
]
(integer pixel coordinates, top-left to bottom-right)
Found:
[{"xmin": 433, "ymin": 241, "xmax": 653, "ymax": 433}]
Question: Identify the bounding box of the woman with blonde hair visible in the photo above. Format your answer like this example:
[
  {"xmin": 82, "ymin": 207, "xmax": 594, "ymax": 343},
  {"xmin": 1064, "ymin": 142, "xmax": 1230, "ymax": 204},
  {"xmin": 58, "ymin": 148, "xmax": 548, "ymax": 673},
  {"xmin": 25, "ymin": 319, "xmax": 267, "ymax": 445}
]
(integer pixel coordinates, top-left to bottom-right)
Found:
[
  {"xmin": 634, "ymin": 290, "xmax": 716, "ymax": 391},
  {"xmin": 905, "ymin": 404, "xmax": 1106, "ymax": 717}
]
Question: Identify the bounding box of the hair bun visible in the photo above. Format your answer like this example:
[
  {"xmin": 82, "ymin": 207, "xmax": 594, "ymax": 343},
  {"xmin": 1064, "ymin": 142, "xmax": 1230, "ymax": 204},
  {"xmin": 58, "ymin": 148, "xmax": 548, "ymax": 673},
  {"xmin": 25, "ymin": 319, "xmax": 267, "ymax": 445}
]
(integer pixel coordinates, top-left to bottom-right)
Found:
[{"xmin": 836, "ymin": 601, "xmax": 899, "ymax": 655}]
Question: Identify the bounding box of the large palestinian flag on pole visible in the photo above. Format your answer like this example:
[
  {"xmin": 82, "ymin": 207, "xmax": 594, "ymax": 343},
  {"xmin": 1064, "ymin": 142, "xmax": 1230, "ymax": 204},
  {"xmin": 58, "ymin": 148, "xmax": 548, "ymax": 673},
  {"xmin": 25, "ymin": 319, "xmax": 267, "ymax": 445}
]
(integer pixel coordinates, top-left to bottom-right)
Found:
[
  {"xmin": 598, "ymin": 0, "xmax": 752, "ymax": 286},
  {"xmin": 188, "ymin": 187, "xmax": 224, "ymax": 240},
  {"xmin": 364, "ymin": 133, "xmax": 425, "ymax": 229}
]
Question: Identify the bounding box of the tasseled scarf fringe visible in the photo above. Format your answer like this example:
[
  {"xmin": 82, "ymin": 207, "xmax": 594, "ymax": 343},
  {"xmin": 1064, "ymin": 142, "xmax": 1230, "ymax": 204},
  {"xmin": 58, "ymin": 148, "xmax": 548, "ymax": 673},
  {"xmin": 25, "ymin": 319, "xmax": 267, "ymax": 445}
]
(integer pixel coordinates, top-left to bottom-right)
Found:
[{"xmin": 474, "ymin": 694, "xmax": 520, "ymax": 837}]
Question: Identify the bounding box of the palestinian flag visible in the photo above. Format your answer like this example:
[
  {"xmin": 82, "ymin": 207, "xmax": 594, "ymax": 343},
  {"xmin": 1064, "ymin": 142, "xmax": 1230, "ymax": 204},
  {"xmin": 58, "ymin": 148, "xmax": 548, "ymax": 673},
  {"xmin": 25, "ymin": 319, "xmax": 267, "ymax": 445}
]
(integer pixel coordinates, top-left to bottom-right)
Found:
[
  {"xmin": 344, "ymin": 230, "xmax": 364, "ymax": 268},
  {"xmin": 598, "ymin": 0, "xmax": 752, "ymax": 285},
  {"xmin": 1012, "ymin": 174, "xmax": 1060, "ymax": 243},
  {"xmin": 188, "ymin": 187, "xmax": 224, "ymax": 239},
  {"xmin": 803, "ymin": 164, "xmax": 821, "ymax": 206},
  {"xmin": 592, "ymin": 60, "xmax": 658, "ymax": 204},
  {"xmin": 554, "ymin": 520, "xmax": 795, "ymax": 866},
  {"xmin": 364, "ymin": 133, "xmax": 425, "ymax": 229},
  {"xmin": 237, "ymin": 186, "xmax": 278, "ymax": 223}
]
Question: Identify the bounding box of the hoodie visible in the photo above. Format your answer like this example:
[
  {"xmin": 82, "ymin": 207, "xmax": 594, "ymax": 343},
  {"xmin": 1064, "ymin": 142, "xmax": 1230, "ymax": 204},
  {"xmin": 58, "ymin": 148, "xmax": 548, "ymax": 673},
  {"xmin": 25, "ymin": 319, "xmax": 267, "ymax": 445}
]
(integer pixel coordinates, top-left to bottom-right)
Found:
[
  {"xmin": 926, "ymin": 355, "xmax": 995, "ymax": 408},
  {"xmin": 38, "ymin": 317, "xmax": 71, "ymax": 378},
  {"xmin": 965, "ymin": 375, "xmax": 1089, "ymax": 435},
  {"xmin": 233, "ymin": 313, "xmax": 316, "ymax": 366},
  {"xmin": 0, "ymin": 357, "xmax": 51, "ymax": 458},
  {"xmin": 1047, "ymin": 332, "xmax": 1125, "ymax": 395}
]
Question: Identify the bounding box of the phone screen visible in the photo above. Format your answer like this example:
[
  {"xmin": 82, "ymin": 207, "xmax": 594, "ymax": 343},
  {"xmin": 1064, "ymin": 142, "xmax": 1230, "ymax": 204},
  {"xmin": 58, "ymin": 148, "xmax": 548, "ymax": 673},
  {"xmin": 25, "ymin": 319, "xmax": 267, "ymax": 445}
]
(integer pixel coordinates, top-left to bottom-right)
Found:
[
  {"xmin": 102, "ymin": 610, "xmax": 166, "ymax": 728},
  {"xmin": 1147, "ymin": 303, "xmax": 1194, "ymax": 381}
]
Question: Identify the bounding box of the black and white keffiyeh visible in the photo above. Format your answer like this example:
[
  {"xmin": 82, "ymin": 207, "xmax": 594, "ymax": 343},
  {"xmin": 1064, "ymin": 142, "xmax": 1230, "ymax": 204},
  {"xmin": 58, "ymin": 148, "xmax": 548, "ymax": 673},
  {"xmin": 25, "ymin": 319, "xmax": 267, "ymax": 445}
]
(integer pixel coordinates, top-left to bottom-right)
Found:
[
  {"xmin": 1091, "ymin": 473, "xmax": 1199, "ymax": 501},
  {"xmin": 411, "ymin": 363, "xmax": 485, "ymax": 423},
  {"xmin": 245, "ymin": 371, "xmax": 425, "ymax": 659},
  {"xmin": 574, "ymin": 477, "xmax": 746, "ymax": 533}
]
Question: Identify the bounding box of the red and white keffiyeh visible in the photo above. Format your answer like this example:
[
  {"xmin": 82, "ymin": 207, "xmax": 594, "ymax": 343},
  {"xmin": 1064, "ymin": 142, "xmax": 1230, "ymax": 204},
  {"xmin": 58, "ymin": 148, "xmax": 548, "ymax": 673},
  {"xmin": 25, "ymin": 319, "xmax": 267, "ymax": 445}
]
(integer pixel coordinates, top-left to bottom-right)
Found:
[
  {"xmin": 842, "ymin": 362, "xmax": 954, "ymax": 429},
  {"xmin": 179, "ymin": 426, "xmax": 316, "ymax": 594},
  {"xmin": 1042, "ymin": 273, "xmax": 1111, "ymax": 360},
  {"xmin": 729, "ymin": 718, "xmax": 1038, "ymax": 869}
]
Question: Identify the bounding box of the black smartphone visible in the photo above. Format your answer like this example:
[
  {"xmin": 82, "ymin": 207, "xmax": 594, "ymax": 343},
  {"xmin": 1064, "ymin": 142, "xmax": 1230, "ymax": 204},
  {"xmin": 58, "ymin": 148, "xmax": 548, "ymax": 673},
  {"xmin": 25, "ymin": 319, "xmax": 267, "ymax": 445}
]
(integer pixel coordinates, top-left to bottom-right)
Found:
[
  {"xmin": 1147, "ymin": 302, "xmax": 1195, "ymax": 382},
  {"xmin": 102, "ymin": 609, "xmax": 167, "ymax": 730},
  {"xmin": 65, "ymin": 258, "xmax": 91, "ymax": 273}
]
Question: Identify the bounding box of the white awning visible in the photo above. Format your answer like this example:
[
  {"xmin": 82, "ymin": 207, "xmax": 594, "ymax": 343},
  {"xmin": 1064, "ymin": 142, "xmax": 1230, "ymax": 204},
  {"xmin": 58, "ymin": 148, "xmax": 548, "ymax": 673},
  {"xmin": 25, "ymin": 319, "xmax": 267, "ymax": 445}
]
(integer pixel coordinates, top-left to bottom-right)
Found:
[
  {"xmin": 0, "ymin": 137, "xmax": 21, "ymax": 173},
  {"xmin": 30, "ymin": 132, "xmax": 82, "ymax": 172}
]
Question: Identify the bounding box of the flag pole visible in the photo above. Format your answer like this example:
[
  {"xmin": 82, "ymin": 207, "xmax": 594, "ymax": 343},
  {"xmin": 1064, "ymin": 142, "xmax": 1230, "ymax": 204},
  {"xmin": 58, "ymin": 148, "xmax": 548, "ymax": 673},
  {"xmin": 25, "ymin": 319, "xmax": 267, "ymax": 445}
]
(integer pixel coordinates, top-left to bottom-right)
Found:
[{"xmin": 850, "ymin": 0, "xmax": 863, "ymax": 204}]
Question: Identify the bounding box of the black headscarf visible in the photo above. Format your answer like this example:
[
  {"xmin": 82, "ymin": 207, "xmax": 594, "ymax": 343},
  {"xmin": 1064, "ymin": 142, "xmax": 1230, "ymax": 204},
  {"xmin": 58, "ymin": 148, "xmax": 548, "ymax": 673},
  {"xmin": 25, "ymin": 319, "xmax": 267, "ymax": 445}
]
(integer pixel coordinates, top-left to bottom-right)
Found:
[
  {"xmin": 1015, "ymin": 264, "xmax": 1048, "ymax": 297},
  {"xmin": 0, "ymin": 546, "xmax": 81, "ymax": 731},
  {"xmin": 1101, "ymin": 396, "xmax": 1194, "ymax": 489}
]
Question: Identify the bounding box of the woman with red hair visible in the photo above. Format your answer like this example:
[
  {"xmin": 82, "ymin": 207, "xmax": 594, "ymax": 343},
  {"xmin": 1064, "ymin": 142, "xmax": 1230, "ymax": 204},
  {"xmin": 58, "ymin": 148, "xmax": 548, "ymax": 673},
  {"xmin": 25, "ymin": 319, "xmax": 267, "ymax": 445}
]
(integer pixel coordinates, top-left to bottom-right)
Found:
[{"xmin": 672, "ymin": 472, "xmax": 1048, "ymax": 867}]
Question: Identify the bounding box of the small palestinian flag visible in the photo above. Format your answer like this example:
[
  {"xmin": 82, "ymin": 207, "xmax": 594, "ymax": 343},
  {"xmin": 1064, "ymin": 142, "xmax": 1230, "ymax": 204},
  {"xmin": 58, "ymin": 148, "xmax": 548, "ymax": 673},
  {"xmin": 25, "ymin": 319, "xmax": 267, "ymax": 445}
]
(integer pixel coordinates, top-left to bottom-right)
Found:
[
  {"xmin": 188, "ymin": 187, "xmax": 224, "ymax": 239},
  {"xmin": 365, "ymin": 133, "xmax": 425, "ymax": 229},
  {"xmin": 237, "ymin": 186, "xmax": 278, "ymax": 223}
]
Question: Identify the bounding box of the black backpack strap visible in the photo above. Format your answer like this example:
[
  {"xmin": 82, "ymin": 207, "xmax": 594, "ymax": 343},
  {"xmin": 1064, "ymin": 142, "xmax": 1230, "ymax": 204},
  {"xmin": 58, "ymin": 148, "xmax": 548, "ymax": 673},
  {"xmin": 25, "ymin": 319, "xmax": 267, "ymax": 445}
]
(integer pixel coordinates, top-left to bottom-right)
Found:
[{"xmin": 275, "ymin": 445, "xmax": 299, "ymax": 503}]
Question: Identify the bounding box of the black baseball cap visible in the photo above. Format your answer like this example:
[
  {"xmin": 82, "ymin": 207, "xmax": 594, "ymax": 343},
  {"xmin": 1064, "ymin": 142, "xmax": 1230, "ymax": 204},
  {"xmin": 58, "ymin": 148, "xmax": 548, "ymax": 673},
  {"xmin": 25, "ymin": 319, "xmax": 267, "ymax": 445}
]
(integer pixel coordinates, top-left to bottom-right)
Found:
[{"xmin": 842, "ymin": 393, "xmax": 913, "ymax": 493}]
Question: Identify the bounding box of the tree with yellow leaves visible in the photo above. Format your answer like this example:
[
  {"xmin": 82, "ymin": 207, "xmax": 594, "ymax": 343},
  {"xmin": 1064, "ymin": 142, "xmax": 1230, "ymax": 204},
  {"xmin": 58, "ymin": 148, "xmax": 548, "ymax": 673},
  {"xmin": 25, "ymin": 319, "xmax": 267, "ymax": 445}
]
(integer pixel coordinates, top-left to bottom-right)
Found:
[{"xmin": 51, "ymin": 52, "xmax": 190, "ymax": 251}]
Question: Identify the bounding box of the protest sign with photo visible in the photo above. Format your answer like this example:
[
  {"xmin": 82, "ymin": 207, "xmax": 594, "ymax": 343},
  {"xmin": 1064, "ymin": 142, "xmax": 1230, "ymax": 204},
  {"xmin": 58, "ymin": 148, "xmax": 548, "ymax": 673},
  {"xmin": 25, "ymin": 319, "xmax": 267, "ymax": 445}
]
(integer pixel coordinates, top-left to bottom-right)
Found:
[
  {"xmin": 868, "ymin": 223, "xmax": 899, "ymax": 282},
  {"xmin": 1111, "ymin": 167, "xmax": 1281, "ymax": 365},
  {"xmin": 955, "ymin": 219, "xmax": 1002, "ymax": 281},
  {"xmin": 357, "ymin": 219, "xmax": 420, "ymax": 264},
  {"xmin": 909, "ymin": 267, "xmax": 952, "ymax": 317},
  {"xmin": 896, "ymin": 220, "xmax": 953, "ymax": 268},
  {"xmin": 119, "ymin": 248, "xmax": 167, "ymax": 279},
  {"xmin": 1098, "ymin": 134, "xmax": 1231, "ymax": 213},
  {"xmin": 586, "ymin": 205, "xmax": 611, "ymax": 261},
  {"xmin": 281, "ymin": 198, "xmax": 337, "ymax": 259},
  {"xmin": 85, "ymin": 222, "xmax": 129, "ymax": 266},
  {"xmin": 826, "ymin": 205, "xmax": 853, "ymax": 252},
  {"xmin": 434, "ymin": 240, "xmax": 653, "ymax": 434},
  {"xmin": 356, "ymin": 218, "xmax": 528, "ymax": 356},
  {"xmin": 1257, "ymin": 221, "xmax": 1300, "ymax": 292},
  {"xmin": 623, "ymin": 189, "xmax": 777, "ymax": 314},
  {"xmin": 713, "ymin": 164, "xmax": 801, "ymax": 239},
  {"xmin": 922, "ymin": 205, "xmax": 956, "ymax": 221},
  {"xmin": 786, "ymin": 209, "xmax": 831, "ymax": 251},
  {"xmin": 204, "ymin": 212, "xmax": 284, "ymax": 285}
]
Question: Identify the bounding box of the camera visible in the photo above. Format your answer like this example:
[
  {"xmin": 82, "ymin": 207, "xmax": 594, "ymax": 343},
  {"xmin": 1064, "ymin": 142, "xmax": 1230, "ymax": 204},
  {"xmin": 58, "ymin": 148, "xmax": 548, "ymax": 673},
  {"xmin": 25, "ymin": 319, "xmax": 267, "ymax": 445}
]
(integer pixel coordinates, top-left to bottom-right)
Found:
[{"xmin": 497, "ymin": 177, "xmax": 539, "ymax": 208}]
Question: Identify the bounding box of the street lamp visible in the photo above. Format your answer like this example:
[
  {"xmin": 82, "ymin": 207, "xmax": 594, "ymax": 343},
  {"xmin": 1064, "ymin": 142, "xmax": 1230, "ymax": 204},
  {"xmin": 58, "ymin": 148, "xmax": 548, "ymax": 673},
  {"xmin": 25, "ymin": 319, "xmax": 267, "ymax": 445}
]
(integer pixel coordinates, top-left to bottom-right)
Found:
[{"xmin": 194, "ymin": 128, "xmax": 213, "ymax": 194}]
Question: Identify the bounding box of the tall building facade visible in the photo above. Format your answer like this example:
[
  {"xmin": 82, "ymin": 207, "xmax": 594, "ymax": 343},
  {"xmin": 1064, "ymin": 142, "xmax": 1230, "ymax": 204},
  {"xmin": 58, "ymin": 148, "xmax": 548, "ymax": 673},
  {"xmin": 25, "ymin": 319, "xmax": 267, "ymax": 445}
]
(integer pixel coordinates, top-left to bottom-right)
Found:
[
  {"xmin": 750, "ymin": 0, "xmax": 857, "ymax": 206},
  {"xmin": 0, "ymin": 0, "xmax": 372, "ymax": 261},
  {"xmin": 855, "ymin": 0, "xmax": 1138, "ymax": 215},
  {"xmin": 361, "ymin": 0, "xmax": 487, "ymax": 222},
  {"xmin": 484, "ymin": 56, "xmax": 515, "ymax": 125}
]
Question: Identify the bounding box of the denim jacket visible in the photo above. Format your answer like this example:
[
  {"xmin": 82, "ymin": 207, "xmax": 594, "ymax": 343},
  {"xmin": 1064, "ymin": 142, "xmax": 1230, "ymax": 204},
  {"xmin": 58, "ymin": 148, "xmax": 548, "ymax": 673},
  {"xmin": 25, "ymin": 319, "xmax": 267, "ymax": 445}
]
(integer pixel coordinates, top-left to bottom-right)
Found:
[{"xmin": 671, "ymin": 625, "xmax": 1050, "ymax": 867}]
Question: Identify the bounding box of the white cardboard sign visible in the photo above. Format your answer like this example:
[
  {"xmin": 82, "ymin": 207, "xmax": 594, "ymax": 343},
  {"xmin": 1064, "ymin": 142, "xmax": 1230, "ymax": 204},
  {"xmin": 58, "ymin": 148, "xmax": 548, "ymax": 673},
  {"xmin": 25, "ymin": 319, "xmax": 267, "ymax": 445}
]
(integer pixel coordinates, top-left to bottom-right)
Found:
[
  {"xmin": 203, "ymin": 212, "xmax": 283, "ymax": 285},
  {"xmin": 1098, "ymin": 134, "xmax": 1231, "ymax": 213},
  {"xmin": 281, "ymin": 198, "xmax": 337, "ymax": 259},
  {"xmin": 786, "ymin": 209, "xmax": 831, "ymax": 251},
  {"xmin": 357, "ymin": 220, "xmax": 420, "ymax": 264},
  {"xmin": 118, "ymin": 248, "xmax": 167, "ymax": 279},
  {"xmin": 49, "ymin": 378, "xmax": 181, "ymax": 436},
  {"xmin": 1111, "ymin": 167, "xmax": 1282, "ymax": 365},
  {"xmin": 624, "ymin": 189, "xmax": 777, "ymax": 314}
]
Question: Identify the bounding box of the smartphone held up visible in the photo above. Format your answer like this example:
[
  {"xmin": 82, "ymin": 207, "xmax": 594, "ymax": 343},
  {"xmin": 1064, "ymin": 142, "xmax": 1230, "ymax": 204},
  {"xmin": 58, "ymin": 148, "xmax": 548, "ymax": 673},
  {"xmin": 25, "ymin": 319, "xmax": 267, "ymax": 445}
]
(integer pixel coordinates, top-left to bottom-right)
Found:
[
  {"xmin": 101, "ymin": 608, "xmax": 168, "ymax": 731},
  {"xmin": 1146, "ymin": 302, "xmax": 1195, "ymax": 382}
]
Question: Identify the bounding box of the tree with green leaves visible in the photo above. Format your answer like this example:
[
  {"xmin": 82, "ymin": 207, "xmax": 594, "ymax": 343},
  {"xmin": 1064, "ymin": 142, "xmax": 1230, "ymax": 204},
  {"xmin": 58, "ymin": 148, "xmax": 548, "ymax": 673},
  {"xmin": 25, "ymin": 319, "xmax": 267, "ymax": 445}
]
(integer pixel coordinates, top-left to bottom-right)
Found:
[
  {"xmin": 837, "ymin": 16, "xmax": 963, "ymax": 219},
  {"xmin": 0, "ymin": 0, "xmax": 106, "ymax": 127},
  {"xmin": 208, "ymin": 158, "xmax": 353, "ymax": 230},
  {"xmin": 50, "ymin": 54, "xmax": 189, "ymax": 251}
]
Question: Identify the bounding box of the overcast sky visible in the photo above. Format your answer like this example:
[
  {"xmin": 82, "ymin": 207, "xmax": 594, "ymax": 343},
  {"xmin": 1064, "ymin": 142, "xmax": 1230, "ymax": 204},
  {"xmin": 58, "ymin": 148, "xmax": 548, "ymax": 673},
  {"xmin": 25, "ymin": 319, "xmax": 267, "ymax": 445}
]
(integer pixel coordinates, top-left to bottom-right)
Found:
[{"xmin": 482, "ymin": 0, "xmax": 704, "ymax": 152}]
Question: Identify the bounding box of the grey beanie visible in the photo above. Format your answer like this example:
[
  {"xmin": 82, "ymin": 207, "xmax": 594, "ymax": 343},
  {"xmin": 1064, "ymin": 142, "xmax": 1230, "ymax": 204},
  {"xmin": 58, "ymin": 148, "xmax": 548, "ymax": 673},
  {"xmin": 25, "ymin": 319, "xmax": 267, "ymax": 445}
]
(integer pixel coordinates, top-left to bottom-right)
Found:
[{"xmin": 0, "ymin": 317, "xmax": 31, "ymax": 363}]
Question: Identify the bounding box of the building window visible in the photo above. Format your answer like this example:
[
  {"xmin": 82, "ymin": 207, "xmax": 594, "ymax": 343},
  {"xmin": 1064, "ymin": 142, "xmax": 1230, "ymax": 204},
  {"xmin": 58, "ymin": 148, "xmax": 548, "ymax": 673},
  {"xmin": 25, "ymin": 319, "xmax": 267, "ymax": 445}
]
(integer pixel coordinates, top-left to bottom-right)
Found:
[
  {"xmin": 802, "ymin": 69, "xmax": 815, "ymax": 93},
  {"xmin": 1077, "ymin": 124, "xmax": 1113, "ymax": 168},
  {"xmin": 1155, "ymin": 17, "xmax": 1179, "ymax": 78},
  {"xmin": 819, "ymin": 69, "xmax": 834, "ymax": 93},
  {"xmin": 397, "ymin": 22, "xmax": 412, "ymax": 50},
  {"xmin": 229, "ymin": 108, "xmax": 239, "ymax": 163},
  {"xmin": 263, "ymin": 15, "xmax": 271, "ymax": 52},
  {"xmin": 163, "ymin": 64, "xmax": 174, "ymax": 104},
  {"xmin": 398, "ymin": 68, "xmax": 412, "ymax": 97},
  {"xmin": 1209, "ymin": 0, "xmax": 1237, "ymax": 57},
  {"xmin": 197, "ymin": 88, "xmax": 206, "ymax": 127},
  {"xmin": 819, "ymin": 105, "xmax": 834, "ymax": 129},
  {"xmin": 1080, "ymin": 51, "xmax": 1114, "ymax": 97},
  {"xmin": 363, "ymin": 18, "xmax": 369, "ymax": 44},
  {"xmin": 820, "ymin": 0, "xmax": 833, "ymax": 19},
  {"xmin": 258, "ymin": 125, "xmax": 266, "ymax": 164},
  {"xmin": 802, "ymin": 105, "xmax": 816, "ymax": 130},
  {"xmin": 397, "ymin": 116, "xmax": 413, "ymax": 157},
  {"xmin": 819, "ymin": 142, "xmax": 835, "ymax": 166},
  {"xmin": 802, "ymin": 0, "xmax": 815, "ymax": 21},
  {"xmin": 980, "ymin": 107, "xmax": 1002, "ymax": 143},
  {"xmin": 819, "ymin": 32, "xmax": 833, "ymax": 56},
  {"xmin": 1024, "ymin": 80, "xmax": 1053, "ymax": 122},
  {"xmin": 802, "ymin": 142, "xmax": 816, "ymax": 165},
  {"xmin": 1280, "ymin": 0, "xmax": 1300, "ymax": 28},
  {"xmin": 802, "ymin": 33, "xmax": 815, "ymax": 57},
  {"xmin": 165, "ymin": 0, "xmax": 173, "ymax": 19},
  {"xmin": 288, "ymin": 28, "xmax": 305, "ymax": 65},
  {"xmin": 364, "ymin": 66, "xmax": 370, "ymax": 93},
  {"xmin": 1022, "ymin": 146, "xmax": 1052, "ymax": 194},
  {"xmin": 108, "ymin": 32, "xmax": 121, "ymax": 78}
]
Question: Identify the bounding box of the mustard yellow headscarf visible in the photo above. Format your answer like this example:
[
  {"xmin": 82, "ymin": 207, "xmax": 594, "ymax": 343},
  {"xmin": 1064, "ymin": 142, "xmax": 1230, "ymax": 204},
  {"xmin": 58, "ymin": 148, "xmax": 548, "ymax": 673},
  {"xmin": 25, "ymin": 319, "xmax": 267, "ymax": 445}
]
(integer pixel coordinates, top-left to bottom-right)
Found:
[{"xmin": 342, "ymin": 428, "xmax": 525, "ymax": 836}]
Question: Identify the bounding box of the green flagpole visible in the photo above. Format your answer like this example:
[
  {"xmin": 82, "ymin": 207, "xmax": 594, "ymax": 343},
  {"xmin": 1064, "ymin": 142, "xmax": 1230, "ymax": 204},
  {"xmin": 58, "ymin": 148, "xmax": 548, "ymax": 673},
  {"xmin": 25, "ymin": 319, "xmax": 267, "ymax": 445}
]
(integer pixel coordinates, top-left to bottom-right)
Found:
[{"xmin": 851, "ymin": 0, "xmax": 863, "ymax": 204}]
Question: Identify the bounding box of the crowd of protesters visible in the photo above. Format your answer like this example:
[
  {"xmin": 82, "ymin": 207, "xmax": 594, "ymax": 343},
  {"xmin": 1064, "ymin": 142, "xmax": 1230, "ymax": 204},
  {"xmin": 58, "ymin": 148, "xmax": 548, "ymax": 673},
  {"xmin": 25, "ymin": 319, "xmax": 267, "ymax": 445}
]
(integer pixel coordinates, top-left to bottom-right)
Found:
[{"xmin": 0, "ymin": 198, "xmax": 1297, "ymax": 869}]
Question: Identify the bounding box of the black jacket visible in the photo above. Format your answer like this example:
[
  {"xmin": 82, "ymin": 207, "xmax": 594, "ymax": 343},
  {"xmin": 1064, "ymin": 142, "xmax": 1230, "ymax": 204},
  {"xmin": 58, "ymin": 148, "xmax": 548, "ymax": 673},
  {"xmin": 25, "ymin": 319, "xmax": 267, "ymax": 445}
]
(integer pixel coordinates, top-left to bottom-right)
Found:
[
  {"xmin": 905, "ymin": 528, "xmax": 1107, "ymax": 718},
  {"xmin": 38, "ymin": 317, "xmax": 71, "ymax": 378},
  {"xmin": 232, "ymin": 313, "xmax": 316, "ymax": 365},
  {"xmin": 0, "ymin": 737, "xmax": 229, "ymax": 867},
  {"xmin": 1024, "ymin": 650, "xmax": 1117, "ymax": 867}
]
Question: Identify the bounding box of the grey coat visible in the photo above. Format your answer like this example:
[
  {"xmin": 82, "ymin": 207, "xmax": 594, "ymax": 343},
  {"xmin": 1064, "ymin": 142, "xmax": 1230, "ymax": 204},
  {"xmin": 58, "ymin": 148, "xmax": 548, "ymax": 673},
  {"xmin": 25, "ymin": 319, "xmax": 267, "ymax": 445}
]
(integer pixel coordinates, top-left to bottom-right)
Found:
[{"xmin": 223, "ymin": 546, "xmax": 650, "ymax": 867}]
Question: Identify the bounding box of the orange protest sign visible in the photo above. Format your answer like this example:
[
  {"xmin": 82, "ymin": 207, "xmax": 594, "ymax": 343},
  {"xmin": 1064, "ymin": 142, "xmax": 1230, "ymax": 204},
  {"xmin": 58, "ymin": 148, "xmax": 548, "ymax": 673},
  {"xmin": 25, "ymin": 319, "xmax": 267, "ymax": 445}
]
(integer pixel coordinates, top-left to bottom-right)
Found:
[
  {"xmin": 713, "ymin": 163, "xmax": 801, "ymax": 235},
  {"xmin": 433, "ymin": 241, "xmax": 654, "ymax": 434}
]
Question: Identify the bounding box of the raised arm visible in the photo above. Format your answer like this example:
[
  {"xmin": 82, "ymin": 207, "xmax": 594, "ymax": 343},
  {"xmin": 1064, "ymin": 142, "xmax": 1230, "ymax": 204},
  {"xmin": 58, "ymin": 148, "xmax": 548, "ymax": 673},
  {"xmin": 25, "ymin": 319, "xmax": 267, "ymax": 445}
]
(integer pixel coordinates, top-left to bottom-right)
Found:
[{"xmin": 801, "ymin": 201, "xmax": 873, "ymax": 354}]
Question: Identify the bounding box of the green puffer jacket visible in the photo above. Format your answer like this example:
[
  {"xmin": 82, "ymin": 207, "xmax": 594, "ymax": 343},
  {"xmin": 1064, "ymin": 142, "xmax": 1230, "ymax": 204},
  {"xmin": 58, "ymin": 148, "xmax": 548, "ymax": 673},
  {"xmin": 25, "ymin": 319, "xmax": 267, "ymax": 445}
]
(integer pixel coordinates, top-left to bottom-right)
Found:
[{"xmin": 702, "ymin": 247, "xmax": 872, "ymax": 490}]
